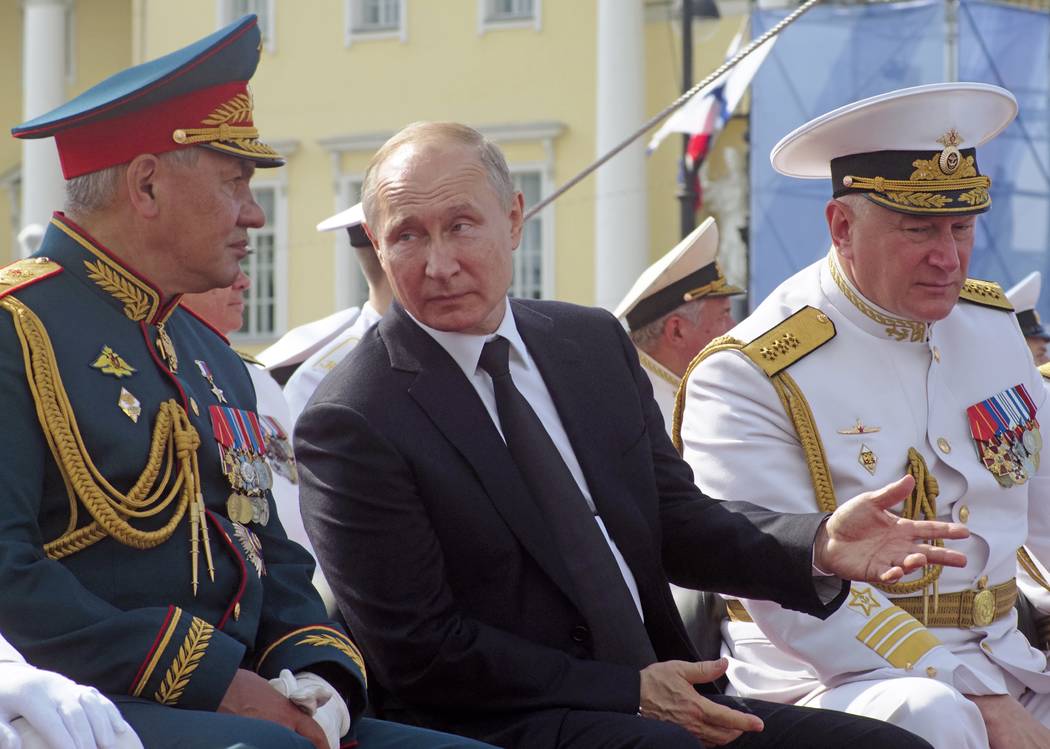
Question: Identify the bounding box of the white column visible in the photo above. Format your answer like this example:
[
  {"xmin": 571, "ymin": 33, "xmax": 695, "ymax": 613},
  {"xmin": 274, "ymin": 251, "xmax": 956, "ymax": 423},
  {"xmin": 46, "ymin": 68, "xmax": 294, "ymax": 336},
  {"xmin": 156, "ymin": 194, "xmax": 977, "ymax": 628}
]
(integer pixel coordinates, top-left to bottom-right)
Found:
[
  {"xmin": 20, "ymin": 0, "xmax": 69, "ymax": 253},
  {"xmin": 594, "ymin": 0, "xmax": 647, "ymax": 310}
]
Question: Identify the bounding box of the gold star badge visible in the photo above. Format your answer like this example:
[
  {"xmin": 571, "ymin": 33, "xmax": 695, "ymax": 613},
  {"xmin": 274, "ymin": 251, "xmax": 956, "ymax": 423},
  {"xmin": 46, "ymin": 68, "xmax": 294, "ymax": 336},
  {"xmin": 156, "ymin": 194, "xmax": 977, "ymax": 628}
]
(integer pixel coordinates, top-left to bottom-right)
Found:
[
  {"xmin": 848, "ymin": 586, "xmax": 881, "ymax": 617},
  {"xmin": 91, "ymin": 346, "xmax": 136, "ymax": 378}
]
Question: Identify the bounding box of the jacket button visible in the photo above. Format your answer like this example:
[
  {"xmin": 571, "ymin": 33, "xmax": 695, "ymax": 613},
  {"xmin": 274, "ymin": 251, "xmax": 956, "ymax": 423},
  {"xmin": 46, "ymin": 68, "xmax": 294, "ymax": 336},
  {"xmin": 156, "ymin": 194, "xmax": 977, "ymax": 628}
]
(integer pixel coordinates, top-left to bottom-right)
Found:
[{"xmin": 571, "ymin": 625, "xmax": 589, "ymax": 643}]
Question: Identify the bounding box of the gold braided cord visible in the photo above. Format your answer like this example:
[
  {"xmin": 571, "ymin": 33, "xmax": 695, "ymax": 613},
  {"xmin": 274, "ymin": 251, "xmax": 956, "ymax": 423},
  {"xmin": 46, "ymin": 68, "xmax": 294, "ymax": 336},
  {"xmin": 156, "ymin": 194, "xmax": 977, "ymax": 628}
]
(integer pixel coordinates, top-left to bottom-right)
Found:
[
  {"xmin": 846, "ymin": 175, "xmax": 990, "ymax": 194},
  {"xmin": 770, "ymin": 373, "xmax": 837, "ymax": 514},
  {"xmin": 1017, "ymin": 546, "xmax": 1050, "ymax": 595},
  {"xmin": 671, "ymin": 336, "xmax": 838, "ymax": 514},
  {"xmin": 1, "ymin": 297, "xmax": 200, "ymax": 555},
  {"xmin": 672, "ymin": 335, "xmax": 743, "ymax": 453},
  {"xmin": 873, "ymin": 448, "xmax": 944, "ymax": 597},
  {"xmin": 172, "ymin": 125, "xmax": 260, "ymax": 145}
]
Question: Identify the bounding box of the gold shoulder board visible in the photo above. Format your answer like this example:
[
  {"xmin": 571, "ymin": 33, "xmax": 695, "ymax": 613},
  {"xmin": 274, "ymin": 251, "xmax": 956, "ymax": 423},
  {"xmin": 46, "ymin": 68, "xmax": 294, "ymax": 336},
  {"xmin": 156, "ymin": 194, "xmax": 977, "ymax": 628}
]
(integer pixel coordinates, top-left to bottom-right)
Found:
[
  {"xmin": 1039, "ymin": 362, "xmax": 1050, "ymax": 381},
  {"xmin": 0, "ymin": 257, "xmax": 61, "ymax": 299},
  {"xmin": 741, "ymin": 305, "xmax": 836, "ymax": 377},
  {"xmin": 236, "ymin": 350, "xmax": 262, "ymax": 366},
  {"xmin": 959, "ymin": 278, "xmax": 1013, "ymax": 311}
]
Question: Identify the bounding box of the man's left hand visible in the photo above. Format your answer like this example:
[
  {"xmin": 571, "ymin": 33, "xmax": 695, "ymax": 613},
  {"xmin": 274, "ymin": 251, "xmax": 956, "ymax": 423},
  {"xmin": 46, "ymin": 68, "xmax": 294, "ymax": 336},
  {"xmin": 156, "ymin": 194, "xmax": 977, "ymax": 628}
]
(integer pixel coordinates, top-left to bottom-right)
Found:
[{"xmin": 814, "ymin": 474, "xmax": 969, "ymax": 583}]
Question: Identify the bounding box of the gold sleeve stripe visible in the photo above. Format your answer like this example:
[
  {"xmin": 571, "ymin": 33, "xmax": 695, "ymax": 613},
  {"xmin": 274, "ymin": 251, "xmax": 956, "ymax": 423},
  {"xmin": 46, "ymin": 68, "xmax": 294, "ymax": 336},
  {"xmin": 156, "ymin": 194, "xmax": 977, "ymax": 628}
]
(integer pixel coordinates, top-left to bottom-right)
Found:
[
  {"xmin": 133, "ymin": 608, "xmax": 183, "ymax": 697},
  {"xmin": 856, "ymin": 605, "xmax": 940, "ymax": 668},
  {"xmin": 875, "ymin": 619, "xmax": 924, "ymax": 657},
  {"xmin": 886, "ymin": 629, "xmax": 940, "ymax": 669},
  {"xmin": 256, "ymin": 625, "xmax": 359, "ymax": 671},
  {"xmin": 155, "ymin": 616, "xmax": 214, "ymax": 706},
  {"xmin": 857, "ymin": 605, "xmax": 908, "ymax": 642},
  {"xmin": 865, "ymin": 611, "xmax": 914, "ymax": 650}
]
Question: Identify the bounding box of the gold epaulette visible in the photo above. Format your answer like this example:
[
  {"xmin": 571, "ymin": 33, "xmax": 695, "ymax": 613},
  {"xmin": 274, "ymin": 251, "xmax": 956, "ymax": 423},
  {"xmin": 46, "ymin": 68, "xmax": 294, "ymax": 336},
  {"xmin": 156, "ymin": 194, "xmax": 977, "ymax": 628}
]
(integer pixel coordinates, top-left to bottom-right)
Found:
[
  {"xmin": 236, "ymin": 349, "xmax": 262, "ymax": 366},
  {"xmin": 740, "ymin": 306, "xmax": 836, "ymax": 377},
  {"xmin": 959, "ymin": 278, "xmax": 1012, "ymax": 311},
  {"xmin": 0, "ymin": 257, "xmax": 61, "ymax": 299},
  {"xmin": 1039, "ymin": 362, "xmax": 1050, "ymax": 381}
]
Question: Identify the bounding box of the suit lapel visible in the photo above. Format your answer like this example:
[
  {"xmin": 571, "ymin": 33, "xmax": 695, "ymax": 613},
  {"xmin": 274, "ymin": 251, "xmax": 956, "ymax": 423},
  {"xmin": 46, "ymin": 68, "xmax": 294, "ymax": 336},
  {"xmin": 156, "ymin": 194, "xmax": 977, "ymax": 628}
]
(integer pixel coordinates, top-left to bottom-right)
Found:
[
  {"xmin": 512, "ymin": 302, "xmax": 664, "ymax": 586},
  {"xmin": 382, "ymin": 305, "xmax": 577, "ymax": 603}
]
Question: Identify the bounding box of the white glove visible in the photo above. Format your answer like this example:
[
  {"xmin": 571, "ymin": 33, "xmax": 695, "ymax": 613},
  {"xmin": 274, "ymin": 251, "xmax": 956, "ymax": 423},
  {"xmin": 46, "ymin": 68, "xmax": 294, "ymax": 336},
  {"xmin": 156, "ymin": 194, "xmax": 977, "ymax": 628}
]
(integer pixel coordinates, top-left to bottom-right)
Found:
[
  {"xmin": 0, "ymin": 662, "xmax": 135, "ymax": 749},
  {"xmin": 268, "ymin": 669, "xmax": 350, "ymax": 749}
]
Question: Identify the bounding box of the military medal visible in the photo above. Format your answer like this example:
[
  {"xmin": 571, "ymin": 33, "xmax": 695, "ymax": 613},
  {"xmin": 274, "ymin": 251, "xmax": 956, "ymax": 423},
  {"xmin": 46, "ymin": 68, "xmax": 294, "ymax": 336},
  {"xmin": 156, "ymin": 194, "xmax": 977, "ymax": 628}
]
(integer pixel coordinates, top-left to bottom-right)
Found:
[
  {"xmin": 117, "ymin": 387, "xmax": 142, "ymax": 423},
  {"xmin": 91, "ymin": 345, "xmax": 136, "ymax": 378},
  {"xmin": 195, "ymin": 359, "xmax": 227, "ymax": 403},
  {"xmin": 210, "ymin": 405, "xmax": 272, "ymax": 525},
  {"xmin": 839, "ymin": 419, "xmax": 881, "ymax": 435},
  {"xmin": 967, "ymin": 384, "xmax": 1041, "ymax": 487},
  {"xmin": 858, "ymin": 444, "xmax": 877, "ymax": 475},
  {"xmin": 259, "ymin": 415, "xmax": 298, "ymax": 484},
  {"xmin": 155, "ymin": 322, "xmax": 178, "ymax": 372},
  {"xmin": 232, "ymin": 522, "xmax": 266, "ymax": 577}
]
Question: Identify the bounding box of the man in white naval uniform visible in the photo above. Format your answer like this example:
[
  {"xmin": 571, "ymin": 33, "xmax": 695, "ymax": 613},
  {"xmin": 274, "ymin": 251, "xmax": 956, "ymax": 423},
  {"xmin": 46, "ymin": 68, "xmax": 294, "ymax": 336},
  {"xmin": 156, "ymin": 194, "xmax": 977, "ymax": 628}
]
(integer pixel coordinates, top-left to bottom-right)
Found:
[
  {"xmin": 614, "ymin": 217, "xmax": 741, "ymax": 428},
  {"xmin": 679, "ymin": 83, "xmax": 1050, "ymax": 748},
  {"xmin": 1006, "ymin": 272, "xmax": 1050, "ymax": 367},
  {"xmin": 284, "ymin": 203, "xmax": 391, "ymax": 425}
]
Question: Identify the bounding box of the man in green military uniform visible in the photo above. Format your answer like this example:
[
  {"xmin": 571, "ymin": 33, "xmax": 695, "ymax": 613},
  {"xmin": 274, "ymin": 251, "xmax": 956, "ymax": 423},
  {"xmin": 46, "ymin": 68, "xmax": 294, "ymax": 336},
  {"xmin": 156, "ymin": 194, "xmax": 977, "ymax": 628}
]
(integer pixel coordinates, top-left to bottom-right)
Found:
[{"xmin": 2, "ymin": 15, "xmax": 490, "ymax": 749}]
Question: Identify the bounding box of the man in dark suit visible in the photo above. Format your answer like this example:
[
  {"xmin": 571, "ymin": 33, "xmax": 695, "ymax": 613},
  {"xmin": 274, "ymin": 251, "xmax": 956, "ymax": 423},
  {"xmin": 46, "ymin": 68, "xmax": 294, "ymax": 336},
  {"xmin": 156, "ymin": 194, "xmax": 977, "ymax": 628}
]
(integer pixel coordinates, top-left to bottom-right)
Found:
[{"xmin": 295, "ymin": 122, "xmax": 967, "ymax": 749}]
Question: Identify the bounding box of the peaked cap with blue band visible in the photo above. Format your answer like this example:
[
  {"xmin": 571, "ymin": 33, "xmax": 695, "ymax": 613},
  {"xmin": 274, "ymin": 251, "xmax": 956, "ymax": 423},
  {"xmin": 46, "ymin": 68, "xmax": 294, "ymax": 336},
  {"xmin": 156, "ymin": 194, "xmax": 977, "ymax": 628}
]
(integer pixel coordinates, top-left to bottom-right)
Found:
[{"xmin": 12, "ymin": 15, "xmax": 282, "ymax": 179}]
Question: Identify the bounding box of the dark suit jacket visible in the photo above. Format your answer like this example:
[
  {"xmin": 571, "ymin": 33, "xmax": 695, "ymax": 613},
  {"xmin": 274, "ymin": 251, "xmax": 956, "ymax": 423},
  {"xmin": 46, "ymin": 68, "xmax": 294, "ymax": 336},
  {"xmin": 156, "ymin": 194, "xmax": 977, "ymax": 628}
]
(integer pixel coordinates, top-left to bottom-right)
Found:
[{"xmin": 296, "ymin": 299, "xmax": 846, "ymax": 746}]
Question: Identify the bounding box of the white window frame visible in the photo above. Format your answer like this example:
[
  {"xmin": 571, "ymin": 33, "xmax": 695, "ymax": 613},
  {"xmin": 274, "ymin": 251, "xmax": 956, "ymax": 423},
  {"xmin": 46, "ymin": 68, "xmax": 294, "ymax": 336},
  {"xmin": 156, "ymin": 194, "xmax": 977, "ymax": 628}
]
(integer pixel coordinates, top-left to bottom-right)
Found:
[
  {"xmin": 319, "ymin": 121, "xmax": 562, "ymax": 302},
  {"xmin": 509, "ymin": 162, "xmax": 554, "ymax": 299},
  {"xmin": 332, "ymin": 175, "xmax": 370, "ymax": 311},
  {"xmin": 64, "ymin": 2, "xmax": 76, "ymax": 87},
  {"xmin": 232, "ymin": 176, "xmax": 288, "ymax": 343},
  {"xmin": 478, "ymin": 0, "xmax": 541, "ymax": 35},
  {"xmin": 1, "ymin": 167, "xmax": 21, "ymax": 262},
  {"xmin": 217, "ymin": 0, "xmax": 276, "ymax": 53},
  {"xmin": 345, "ymin": 0, "xmax": 407, "ymax": 45}
]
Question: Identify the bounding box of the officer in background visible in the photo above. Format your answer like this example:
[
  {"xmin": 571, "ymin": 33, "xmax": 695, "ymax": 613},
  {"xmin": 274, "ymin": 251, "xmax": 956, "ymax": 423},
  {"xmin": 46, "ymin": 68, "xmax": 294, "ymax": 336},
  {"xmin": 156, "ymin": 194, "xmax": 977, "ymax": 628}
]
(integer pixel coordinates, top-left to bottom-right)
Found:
[
  {"xmin": 257, "ymin": 203, "xmax": 390, "ymax": 397},
  {"xmin": 679, "ymin": 82, "xmax": 1050, "ymax": 748},
  {"xmin": 283, "ymin": 203, "xmax": 391, "ymax": 425},
  {"xmin": 614, "ymin": 217, "xmax": 743, "ymax": 660},
  {"xmin": 1007, "ymin": 271, "xmax": 1050, "ymax": 366},
  {"xmin": 614, "ymin": 217, "xmax": 742, "ymax": 429},
  {"xmin": 2, "ymin": 16, "xmax": 391, "ymax": 749}
]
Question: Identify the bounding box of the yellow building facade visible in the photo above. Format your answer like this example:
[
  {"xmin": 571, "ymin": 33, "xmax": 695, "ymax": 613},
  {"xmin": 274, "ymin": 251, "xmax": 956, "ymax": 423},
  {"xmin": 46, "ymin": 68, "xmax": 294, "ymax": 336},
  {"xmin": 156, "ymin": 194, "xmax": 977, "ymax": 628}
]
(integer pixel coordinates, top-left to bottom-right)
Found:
[{"xmin": 3, "ymin": 0, "xmax": 749, "ymax": 350}]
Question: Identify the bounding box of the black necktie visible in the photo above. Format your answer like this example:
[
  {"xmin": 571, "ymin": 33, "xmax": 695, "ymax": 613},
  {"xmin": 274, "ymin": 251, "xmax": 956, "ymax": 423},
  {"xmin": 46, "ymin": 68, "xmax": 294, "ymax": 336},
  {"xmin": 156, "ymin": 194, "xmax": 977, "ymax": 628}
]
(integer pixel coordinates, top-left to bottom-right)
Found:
[{"xmin": 478, "ymin": 336, "xmax": 657, "ymax": 668}]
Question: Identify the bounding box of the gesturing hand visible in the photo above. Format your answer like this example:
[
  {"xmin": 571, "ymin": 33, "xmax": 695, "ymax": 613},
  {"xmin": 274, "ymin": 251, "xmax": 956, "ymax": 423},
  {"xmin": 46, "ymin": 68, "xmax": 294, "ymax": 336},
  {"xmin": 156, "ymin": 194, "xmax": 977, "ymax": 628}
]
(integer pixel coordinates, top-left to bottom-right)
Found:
[
  {"xmin": 0, "ymin": 662, "xmax": 136, "ymax": 749},
  {"xmin": 219, "ymin": 669, "xmax": 328, "ymax": 749},
  {"xmin": 639, "ymin": 659, "xmax": 763, "ymax": 746},
  {"xmin": 814, "ymin": 475, "xmax": 969, "ymax": 583}
]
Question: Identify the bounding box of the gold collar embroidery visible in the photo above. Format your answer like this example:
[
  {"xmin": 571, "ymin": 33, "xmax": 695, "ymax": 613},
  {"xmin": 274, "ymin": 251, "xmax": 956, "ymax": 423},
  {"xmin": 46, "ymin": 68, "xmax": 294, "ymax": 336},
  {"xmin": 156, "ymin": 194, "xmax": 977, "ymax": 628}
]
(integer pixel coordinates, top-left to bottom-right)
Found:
[
  {"xmin": 828, "ymin": 256, "xmax": 926, "ymax": 342},
  {"xmin": 638, "ymin": 350, "xmax": 681, "ymax": 388}
]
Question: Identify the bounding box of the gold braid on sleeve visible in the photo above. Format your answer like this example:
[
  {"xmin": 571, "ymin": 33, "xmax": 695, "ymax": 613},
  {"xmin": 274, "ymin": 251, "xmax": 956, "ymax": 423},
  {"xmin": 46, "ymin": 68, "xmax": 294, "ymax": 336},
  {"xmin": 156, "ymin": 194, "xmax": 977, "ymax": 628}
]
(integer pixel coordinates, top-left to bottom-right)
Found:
[{"xmin": 3, "ymin": 298, "xmax": 205, "ymax": 567}]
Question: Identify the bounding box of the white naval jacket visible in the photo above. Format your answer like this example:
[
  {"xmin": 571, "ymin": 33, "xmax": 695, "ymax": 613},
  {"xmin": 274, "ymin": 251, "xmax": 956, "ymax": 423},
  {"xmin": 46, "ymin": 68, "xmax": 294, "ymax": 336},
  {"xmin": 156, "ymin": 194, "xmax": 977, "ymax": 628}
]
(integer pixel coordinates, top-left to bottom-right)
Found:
[
  {"xmin": 680, "ymin": 252, "xmax": 1050, "ymax": 703},
  {"xmin": 637, "ymin": 349, "xmax": 681, "ymax": 430},
  {"xmin": 284, "ymin": 302, "xmax": 382, "ymax": 426}
]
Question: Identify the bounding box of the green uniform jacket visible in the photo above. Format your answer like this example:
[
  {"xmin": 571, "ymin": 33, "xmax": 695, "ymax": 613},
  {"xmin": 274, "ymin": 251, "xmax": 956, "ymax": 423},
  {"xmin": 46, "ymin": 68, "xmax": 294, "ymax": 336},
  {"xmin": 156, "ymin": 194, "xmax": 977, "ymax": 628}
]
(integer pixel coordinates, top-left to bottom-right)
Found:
[{"xmin": 0, "ymin": 214, "xmax": 367, "ymax": 725}]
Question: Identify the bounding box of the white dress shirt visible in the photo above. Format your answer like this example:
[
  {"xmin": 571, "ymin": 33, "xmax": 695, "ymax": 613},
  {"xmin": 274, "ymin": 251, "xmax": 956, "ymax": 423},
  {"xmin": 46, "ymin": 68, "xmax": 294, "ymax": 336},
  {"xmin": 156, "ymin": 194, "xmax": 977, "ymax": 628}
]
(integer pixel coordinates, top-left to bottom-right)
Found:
[{"xmin": 412, "ymin": 298, "xmax": 645, "ymax": 619}]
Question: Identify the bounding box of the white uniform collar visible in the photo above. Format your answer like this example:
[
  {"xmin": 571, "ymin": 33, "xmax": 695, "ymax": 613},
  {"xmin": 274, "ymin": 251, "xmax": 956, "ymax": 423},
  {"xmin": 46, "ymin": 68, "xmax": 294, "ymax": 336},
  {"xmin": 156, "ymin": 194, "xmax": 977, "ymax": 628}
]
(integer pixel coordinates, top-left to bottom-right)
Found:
[
  {"xmin": 409, "ymin": 297, "xmax": 529, "ymax": 379},
  {"xmin": 637, "ymin": 350, "xmax": 680, "ymax": 390},
  {"xmin": 821, "ymin": 251, "xmax": 929, "ymax": 343}
]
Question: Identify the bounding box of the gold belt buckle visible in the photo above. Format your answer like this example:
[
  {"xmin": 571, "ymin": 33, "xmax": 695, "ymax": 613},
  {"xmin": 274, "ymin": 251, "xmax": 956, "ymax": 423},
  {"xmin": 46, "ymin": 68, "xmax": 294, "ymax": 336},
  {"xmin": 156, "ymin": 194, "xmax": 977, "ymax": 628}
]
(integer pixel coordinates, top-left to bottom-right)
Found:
[{"xmin": 973, "ymin": 578, "xmax": 996, "ymax": 627}]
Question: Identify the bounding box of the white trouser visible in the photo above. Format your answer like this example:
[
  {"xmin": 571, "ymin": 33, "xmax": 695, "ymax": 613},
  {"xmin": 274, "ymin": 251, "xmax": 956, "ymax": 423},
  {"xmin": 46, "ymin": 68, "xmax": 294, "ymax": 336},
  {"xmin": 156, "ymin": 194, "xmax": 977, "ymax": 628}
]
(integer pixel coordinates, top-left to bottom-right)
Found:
[{"xmin": 799, "ymin": 677, "xmax": 990, "ymax": 749}]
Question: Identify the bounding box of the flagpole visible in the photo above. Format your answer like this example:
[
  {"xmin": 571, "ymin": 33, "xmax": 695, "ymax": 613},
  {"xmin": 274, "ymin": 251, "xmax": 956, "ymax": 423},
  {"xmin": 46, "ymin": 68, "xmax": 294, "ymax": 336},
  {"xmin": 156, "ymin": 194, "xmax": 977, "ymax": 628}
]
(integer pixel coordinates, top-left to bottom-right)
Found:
[
  {"xmin": 523, "ymin": 0, "xmax": 822, "ymax": 223},
  {"xmin": 679, "ymin": 0, "xmax": 698, "ymax": 238}
]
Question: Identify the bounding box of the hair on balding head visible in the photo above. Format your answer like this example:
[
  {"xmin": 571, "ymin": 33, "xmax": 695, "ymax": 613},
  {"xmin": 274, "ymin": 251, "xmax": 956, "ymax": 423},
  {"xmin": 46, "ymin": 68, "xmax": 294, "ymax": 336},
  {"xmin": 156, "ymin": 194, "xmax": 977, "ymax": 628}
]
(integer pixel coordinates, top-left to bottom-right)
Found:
[{"xmin": 360, "ymin": 122, "xmax": 515, "ymax": 227}]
